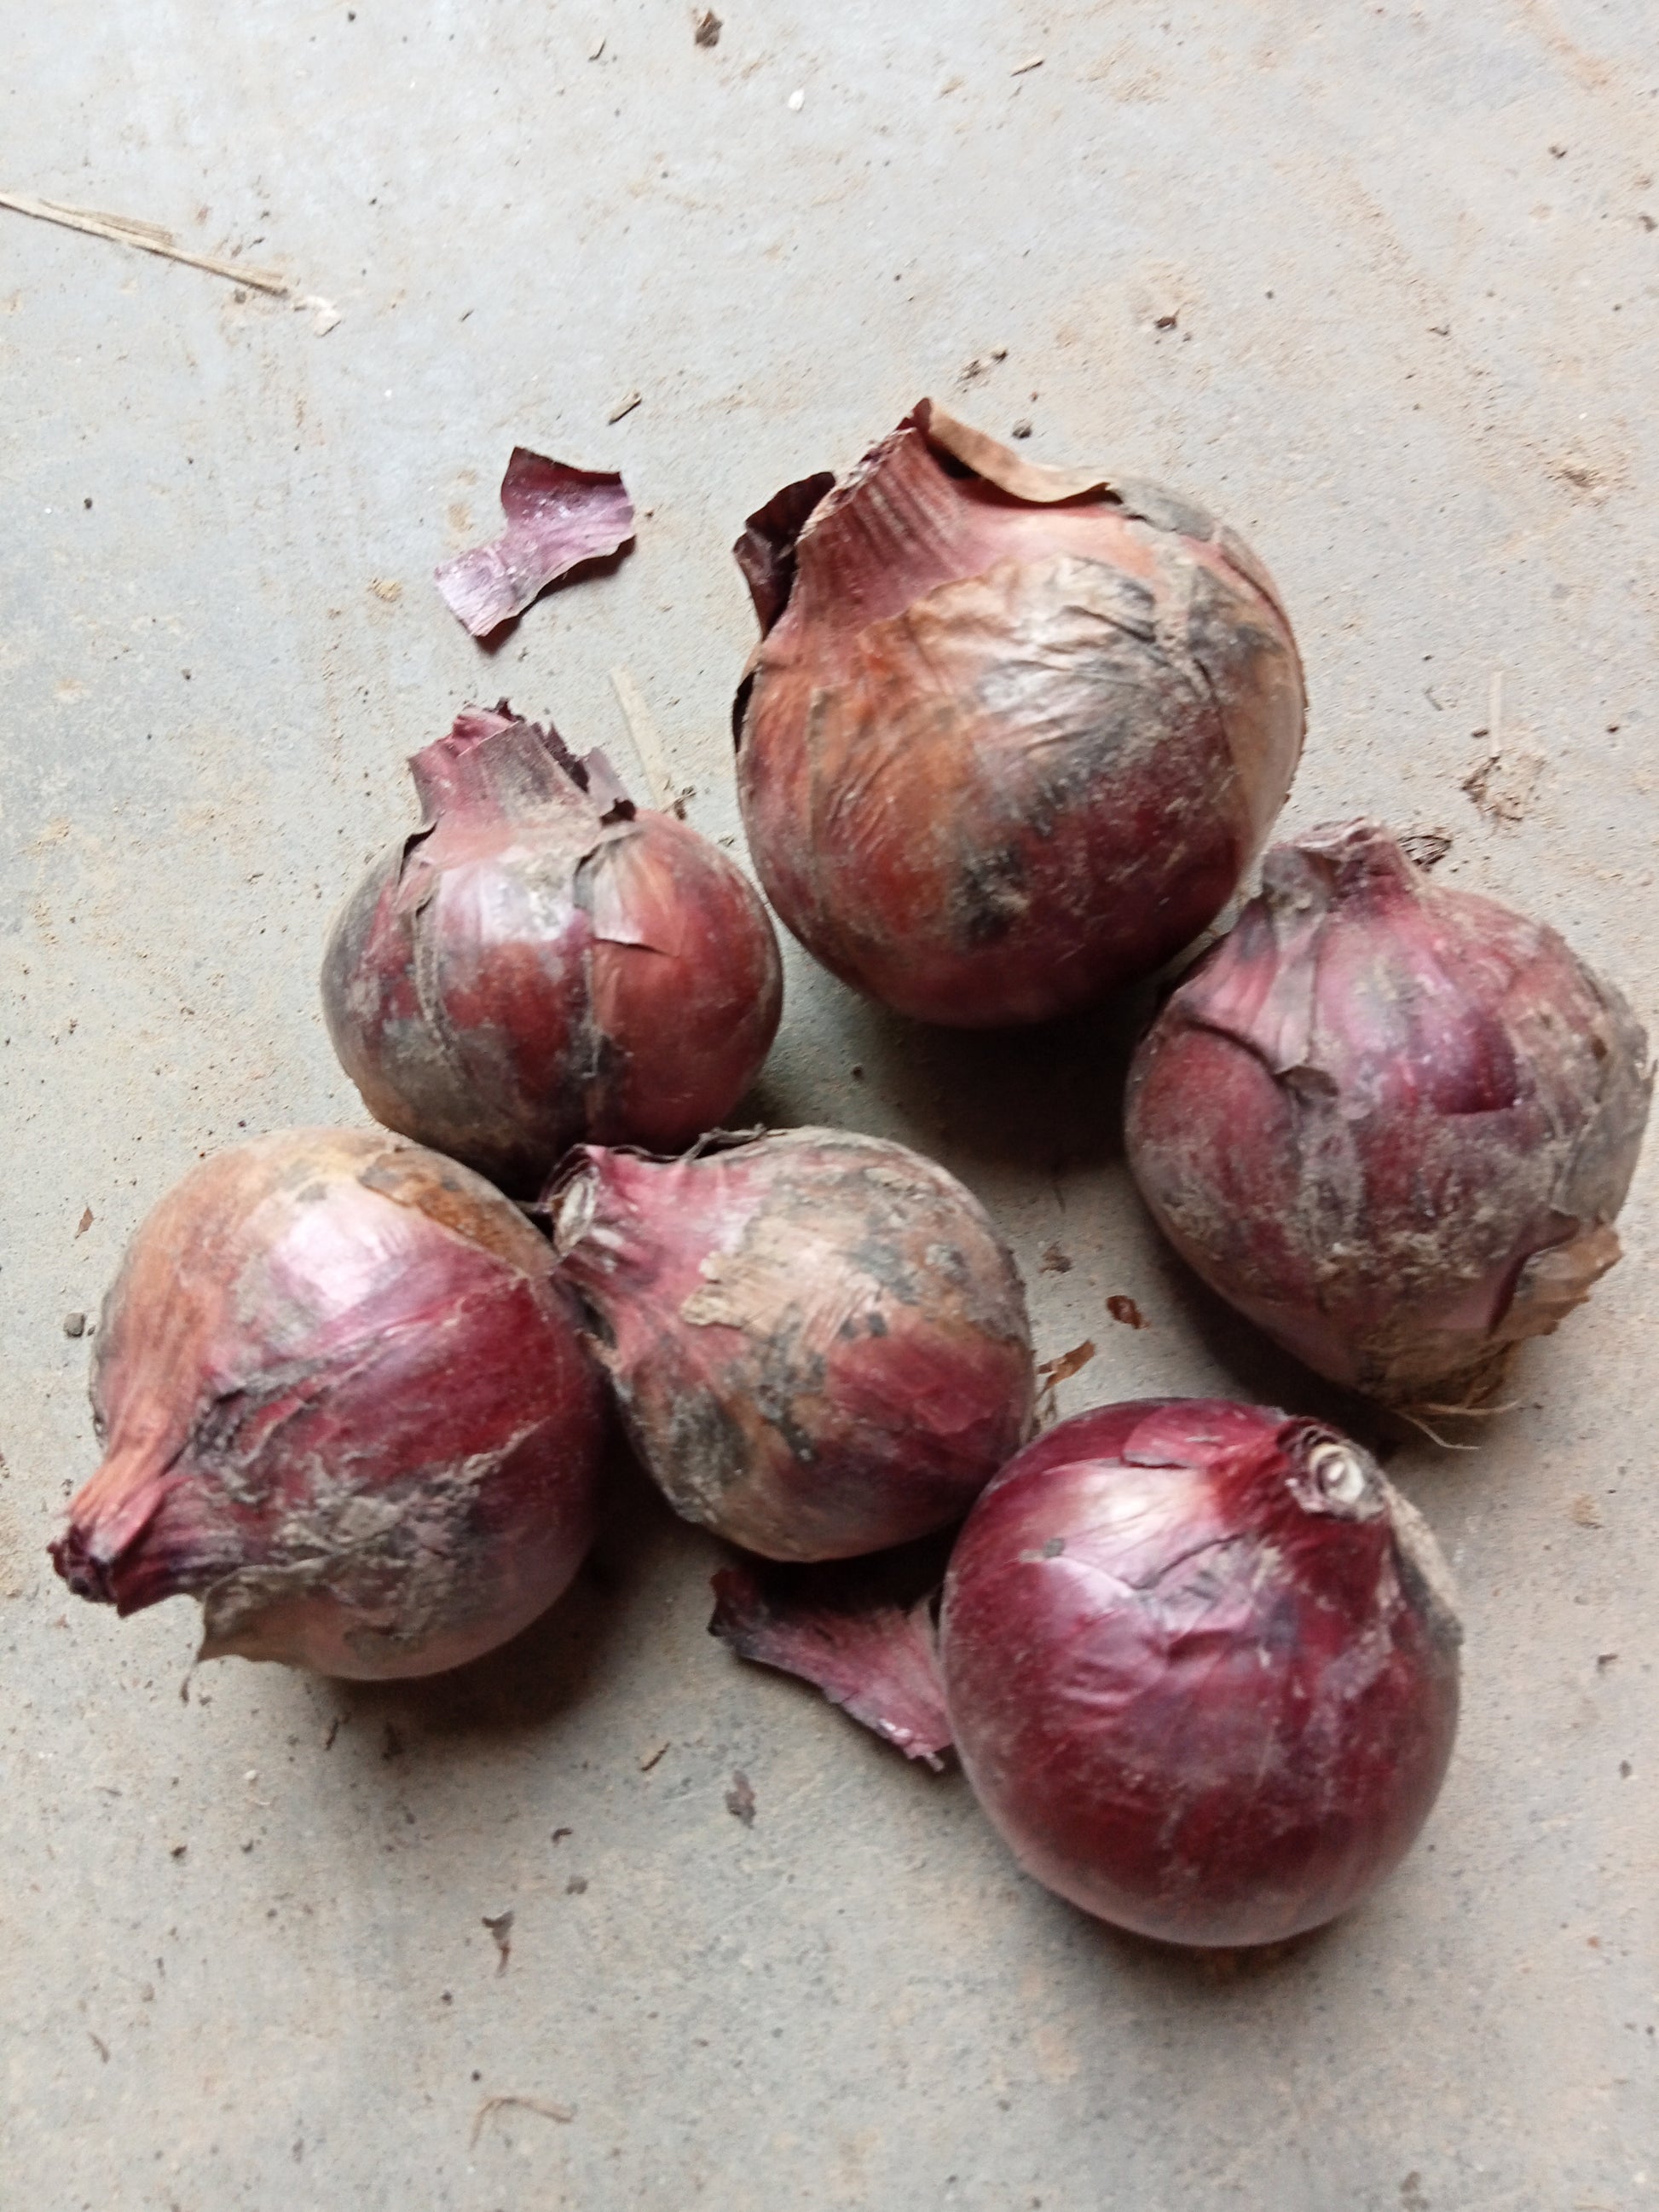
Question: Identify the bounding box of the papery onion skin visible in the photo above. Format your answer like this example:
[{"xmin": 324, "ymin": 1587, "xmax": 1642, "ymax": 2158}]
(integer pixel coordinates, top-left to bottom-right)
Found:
[
  {"xmin": 551, "ymin": 1128, "xmax": 1036, "ymax": 1560},
  {"xmin": 939, "ymin": 1399, "xmax": 1460, "ymax": 1948},
  {"xmin": 322, "ymin": 706, "xmax": 783, "ymax": 1197},
  {"xmin": 732, "ymin": 400, "xmax": 1306, "ymax": 1027},
  {"xmin": 51, "ymin": 1129, "xmax": 604, "ymax": 1678},
  {"xmin": 1124, "ymin": 819, "xmax": 1653, "ymax": 1404}
]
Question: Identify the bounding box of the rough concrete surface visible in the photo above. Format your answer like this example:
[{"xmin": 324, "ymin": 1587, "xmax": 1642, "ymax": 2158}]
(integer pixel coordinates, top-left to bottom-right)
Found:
[{"xmin": 2, "ymin": 3, "xmax": 1656, "ymax": 2207}]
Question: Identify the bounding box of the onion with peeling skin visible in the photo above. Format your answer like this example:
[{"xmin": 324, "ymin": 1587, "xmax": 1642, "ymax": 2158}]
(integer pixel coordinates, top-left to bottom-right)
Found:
[
  {"xmin": 939, "ymin": 1399, "xmax": 1461, "ymax": 1947},
  {"xmin": 732, "ymin": 399, "xmax": 1306, "ymax": 1027},
  {"xmin": 51, "ymin": 1129, "xmax": 604, "ymax": 1679},
  {"xmin": 1125, "ymin": 820, "xmax": 1653, "ymax": 1406},
  {"xmin": 551, "ymin": 1128, "xmax": 1036, "ymax": 1560},
  {"xmin": 322, "ymin": 705, "xmax": 783, "ymax": 1197}
]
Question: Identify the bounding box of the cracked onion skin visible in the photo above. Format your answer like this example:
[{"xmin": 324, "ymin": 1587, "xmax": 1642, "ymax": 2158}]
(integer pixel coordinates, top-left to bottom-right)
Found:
[
  {"xmin": 322, "ymin": 705, "xmax": 783, "ymax": 1197},
  {"xmin": 551, "ymin": 1128, "xmax": 1036, "ymax": 1560},
  {"xmin": 732, "ymin": 400, "xmax": 1305, "ymax": 1027},
  {"xmin": 939, "ymin": 1400, "xmax": 1461, "ymax": 1948},
  {"xmin": 51, "ymin": 1129, "xmax": 604, "ymax": 1679},
  {"xmin": 1125, "ymin": 820, "xmax": 1652, "ymax": 1404}
]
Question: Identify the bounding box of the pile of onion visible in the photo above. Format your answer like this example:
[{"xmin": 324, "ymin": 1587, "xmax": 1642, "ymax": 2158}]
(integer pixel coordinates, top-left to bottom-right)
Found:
[
  {"xmin": 551, "ymin": 1127, "xmax": 1035, "ymax": 1559},
  {"xmin": 322, "ymin": 704, "xmax": 783, "ymax": 1195},
  {"xmin": 1125, "ymin": 819, "xmax": 1652, "ymax": 1404},
  {"xmin": 732, "ymin": 399, "xmax": 1306, "ymax": 1027},
  {"xmin": 52, "ymin": 1129, "xmax": 604, "ymax": 1678}
]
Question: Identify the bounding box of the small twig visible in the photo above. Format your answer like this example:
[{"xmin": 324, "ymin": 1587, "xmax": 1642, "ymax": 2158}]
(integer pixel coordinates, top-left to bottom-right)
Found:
[
  {"xmin": 1412, "ymin": 1399, "xmax": 1522, "ymax": 1419},
  {"xmin": 471, "ymin": 2094, "xmax": 575, "ymax": 2147},
  {"xmin": 1394, "ymin": 1409, "xmax": 1480, "ymax": 1452},
  {"xmin": 609, "ymin": 667, "xmax": 676, "ymax": 809},
  {"xmin": 0, "ymin": 190, "xmax": 290, "ymax": 294}
]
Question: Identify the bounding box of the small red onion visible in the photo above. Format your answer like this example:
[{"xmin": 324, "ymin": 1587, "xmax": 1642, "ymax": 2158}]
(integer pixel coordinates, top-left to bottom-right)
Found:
[
  {"xmin": 939, "ymin": 1399, "xmax": 1460, "ymax": 1947},
  {"xmin": 52, "ymin": 1129, "xmax": 604, "ymax": 1678},
  {"xmin": 551, "ymin": 1128, "xmax": 1035, "ymax": 1559},
  {"xmin": 322, "ymin": 705, "xmax": 783, "ymax": 1196},
  {"xmin": 733, "ymin": 399, "xmax": 1306, "ymax": 1026},
  {"xmin": 1125, "ymin": 820, "xmax": 1652, "ymax": 1403}
]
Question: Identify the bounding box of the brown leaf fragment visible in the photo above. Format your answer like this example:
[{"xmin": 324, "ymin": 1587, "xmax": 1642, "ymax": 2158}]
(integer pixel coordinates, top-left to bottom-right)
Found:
[
  {"xmin": 1399, "ymin": 829, "xmax": 1453, "ymax": 871},
  {"xmin": 1039, "ymin": 1243, "xmax": 1073, "ymax": 1273},
  {"xmin": 1038, "ymin": 1339, "xmax": 1096, "ymax": 1386},
  {"xmin": 710, "ymin": 1554, "xmax": 952, "ymax": 1766},
  {"xmin": 725, "ymin": 1769, "xmax": 756, "ymax": 1825},
  {"xmin": 693, "ymin": 9, "xmax": 721, "ymax": 47},
  {"xmin": 434, "ymin": 448, "xmax": 634, "ymax": 636},
  {"xmin": 482, "ymin": 1909, "xmax": 514, "ymax": 1972},
  {"xmin": 1107, "ymin": 1295, "xmax": 1146, "ymax": 1329},
  {"xmin": 75, "ymin": 1206, "xmax": 93, "ymax": 1236}
]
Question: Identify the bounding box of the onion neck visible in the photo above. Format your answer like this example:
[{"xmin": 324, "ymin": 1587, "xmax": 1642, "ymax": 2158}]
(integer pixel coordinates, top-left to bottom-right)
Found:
[
  {"xmin": 1263, "ymin": 819, "xmax": 1424, "ymax": 917},
  {"xmin": 409, "ymin": 707, "xmax": 601, "ymax": 831}
]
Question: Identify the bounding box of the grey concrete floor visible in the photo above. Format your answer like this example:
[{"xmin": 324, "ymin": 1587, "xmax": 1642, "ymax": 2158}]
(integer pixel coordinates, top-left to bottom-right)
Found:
[{"xmin": 3, "ymin": 3, "xmax": 1656, "ymax": 2207}]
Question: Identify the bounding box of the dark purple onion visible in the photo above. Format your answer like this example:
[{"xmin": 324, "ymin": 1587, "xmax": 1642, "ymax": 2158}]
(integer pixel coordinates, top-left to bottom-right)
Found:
[{"xmin": 939, "ymin": 1399, "xmax": 1460, "ymax": 1946}]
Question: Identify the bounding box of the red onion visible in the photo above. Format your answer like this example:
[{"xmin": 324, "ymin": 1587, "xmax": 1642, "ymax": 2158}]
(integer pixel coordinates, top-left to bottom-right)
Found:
[
  {"xmin": 322, "ymin": 705, "xmax": 783, "ymax": 1196},
  {"xmin": 1125, "ymin": 820, "xmax": 1652, "ymax": 1404},
  {"xmin": 51, "ymin": 1129, "xmax": 604, "ymax": 1678},
  {"xmin": 550, "ymin": 1128, "xmax": 1035, "ymax": 1559},
  {"xmin": 732, "ymin": 399, "xmax": 1306, "ymax": 1027},
  {"xmin": 939, "ymin": 1399, "xmax": 1460, "ymax": 1947}
]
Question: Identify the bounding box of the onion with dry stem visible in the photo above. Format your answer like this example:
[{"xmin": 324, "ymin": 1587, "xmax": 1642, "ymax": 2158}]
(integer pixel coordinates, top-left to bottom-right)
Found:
[
  {"xmin": 1125, "ymin": 820, "xmax": 1652, "ymax": 1405},
  {"xmin": 732, "ymin": 400, "xmax": 1306, "ymax": 1026},
  {"xmin": 323, "ymin": 704, "xmax": 783, "ymax": 1197}
]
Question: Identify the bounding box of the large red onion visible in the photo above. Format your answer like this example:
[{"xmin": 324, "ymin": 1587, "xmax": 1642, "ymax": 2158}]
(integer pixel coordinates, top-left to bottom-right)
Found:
[
  {"xmin": 1125, "ymin": 820, "xmax": 1652, "ymax": 1404},
  {"xmin": 322, "ymin": 705, "xmax": 783, "ymax": 1195},
  {"xmin": 550, "ymin": 1128, "xmax": 1035, "ymax": 1559},
  {"xmin": 939, "ymin": 1399, "xmax": 1460, "ymax": 1947},
  {"xmin": 52, "ymin": 1129, "xmax": 604, "ymax": 1678},
  {"xmin": 732, "ymin": 399, "xmax": 1306, "ymax": 1027}
]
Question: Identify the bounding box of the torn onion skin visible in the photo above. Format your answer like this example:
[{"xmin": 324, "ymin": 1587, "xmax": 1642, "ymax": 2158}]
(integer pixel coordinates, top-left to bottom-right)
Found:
[
  {"xmin": 434, "ymin": 447, "xmax": 634, "ymax": 637},
  {"xmin": 732, "ymin": 400, "xmax": 1305, "ymax": 1027},
  {"xmin": 1124, "ymin": 820, "xmax": 1652, "ymax": 1405},
  {"xmin": 708, "ymin": 1553, "xmax": 952, "ymax": 1766},
  {"xmin": 939, "ymin": 1400, "xmax": 1461, "ymax": 1948},
  {"xmin": 321, "ymin": 707, "xmax": 783, "ymax": 1197},
  {"xmin": 50, "ymin": 1129, "xmax": 604, "ymax": 1679},
  {"xmin": 551, "ymin": 1128, "xmax": 1036, "ymax": 1560}
]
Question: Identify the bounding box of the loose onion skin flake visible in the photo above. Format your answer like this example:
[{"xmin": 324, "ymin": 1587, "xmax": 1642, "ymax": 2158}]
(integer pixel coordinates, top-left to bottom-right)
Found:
[
  {"xmin": 51, "ymin": 1129, "xmax": 604, "ymax": 1679},
  {"xmin": 434, "ymin": 447, "xmax": 634, "ymax": 637},
  {"xmin": 708, "ymin": 1552, "xmax": 952, "ymax": 1766},
  {"xmin": 939, "ymin": 1400, "xmax": 1461, "ymax": 1948},
  {"xmin": 1125, "ymin": 820, "xmax": 1652, "ymax": 1405},
  {"xmin": 322, "ymin": 706, "xmax": 783, "ymax": 1197},
  {"xmin": 551, "ymin": 1128, "xmax": 1036, "ymax": 1560},
  {"xmin": 732, "ymin": 400, "xmax": 1306, "ymax": 1027}
]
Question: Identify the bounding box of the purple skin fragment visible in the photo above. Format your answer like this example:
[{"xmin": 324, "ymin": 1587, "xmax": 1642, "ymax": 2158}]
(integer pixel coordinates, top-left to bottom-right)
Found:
[
  {"xmin": 435, "ymin": 448, "xmax": 635, "ymax": 636},
  {"xmin": 709, "ymin": 1555, "xmax": 953, "ymax": 1767}
]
